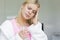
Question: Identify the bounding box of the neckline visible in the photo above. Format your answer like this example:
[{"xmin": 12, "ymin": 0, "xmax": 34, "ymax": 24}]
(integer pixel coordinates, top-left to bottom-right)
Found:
[{"xmin": 14, "ymin": 18, "xmax": 30, "ymax": 29}]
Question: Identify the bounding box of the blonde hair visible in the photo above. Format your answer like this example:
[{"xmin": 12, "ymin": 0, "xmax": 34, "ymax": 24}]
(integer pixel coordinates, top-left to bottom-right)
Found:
[
  {"xmin": 19, "ymin": 0, "xmax": 40, "ymax": 25},
  {"xmin": 23, "ymin": 0, "xmax": 40, "ymax": 8},
  {"xmin": 22, "ymin": 0, "xmax": 40, "ymax": 25}
]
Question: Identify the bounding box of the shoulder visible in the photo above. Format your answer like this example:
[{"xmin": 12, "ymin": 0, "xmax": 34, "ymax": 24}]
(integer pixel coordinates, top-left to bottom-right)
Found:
[
  {"xmin": 29, "ymin": 21, "xmax": 42, "ymax": 30},
  {"xmin": 0, "ymin": 20, "xmax": 12, "ymax": 30},
  {"xmin": 1, "ymin": 20, "xmax": 12, "ymax": 26},
  {"xmin": 28, "ymin": 22, "xmax": 48, "ymax": 40},
  {"xmin": 28, "ymin": 21, "xmax": 42, "ymax": 33},
  {"xmin": 0, "ymin": 19, "xmax": 15, "ymax": 39}
]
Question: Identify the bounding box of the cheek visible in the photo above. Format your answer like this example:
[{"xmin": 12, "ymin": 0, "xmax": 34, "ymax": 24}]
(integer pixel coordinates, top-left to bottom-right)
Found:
[{"xmin": 23, "ymin": 8, "xmax": 28, "ymax": 14}]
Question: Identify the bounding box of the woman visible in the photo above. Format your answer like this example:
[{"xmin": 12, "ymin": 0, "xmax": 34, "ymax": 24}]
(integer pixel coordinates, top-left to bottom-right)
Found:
[{"xmin": 0, "ymin": 0, "xmax": 48, "ymax": 40}]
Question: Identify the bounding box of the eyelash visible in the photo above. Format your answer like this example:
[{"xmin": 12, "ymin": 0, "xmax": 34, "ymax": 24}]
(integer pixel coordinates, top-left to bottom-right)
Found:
[{"xmin": 28, "ymin": 7, "xmax": 32, "ymax": 10}]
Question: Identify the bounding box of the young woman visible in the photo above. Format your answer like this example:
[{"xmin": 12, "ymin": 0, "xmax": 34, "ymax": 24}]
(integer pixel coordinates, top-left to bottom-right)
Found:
[{"xmin": 0, "ymin": 0, "xmax": 48, "ymax": 40}]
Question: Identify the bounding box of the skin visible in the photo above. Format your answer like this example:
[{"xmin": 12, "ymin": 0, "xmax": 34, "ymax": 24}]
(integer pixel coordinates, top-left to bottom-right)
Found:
[
  {"xmin": 16, "ymin": 3, "xmax": 40, "ymax": 40},
  {"xmin": 21, "ymin": 3, "xmax": 39, "ymax": 20}
]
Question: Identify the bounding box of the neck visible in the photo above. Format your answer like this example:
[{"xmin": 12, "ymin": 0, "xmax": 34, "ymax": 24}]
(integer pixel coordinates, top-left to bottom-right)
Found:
[{"xmin": 16, "ymin": 13, "xmax": 29, "ymax": 27}]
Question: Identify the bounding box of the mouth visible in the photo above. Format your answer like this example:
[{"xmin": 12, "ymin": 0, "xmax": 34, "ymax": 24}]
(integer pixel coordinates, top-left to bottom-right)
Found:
[{"xmin": 25, "ymin": 13, "xmax": 30, "ymax": 17}]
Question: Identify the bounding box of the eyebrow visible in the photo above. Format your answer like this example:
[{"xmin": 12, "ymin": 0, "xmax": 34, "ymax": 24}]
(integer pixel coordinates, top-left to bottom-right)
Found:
[
  {"xmin": 28, "ymin": 6, "xmax": 37, "ymax": 10},
  {"xmin": 27, "ymin": 5, "xmax": 38, "ymax": 12},
  {"xmin": 28, "ymin": 7, "xmax": 32, "ymax": 9}
]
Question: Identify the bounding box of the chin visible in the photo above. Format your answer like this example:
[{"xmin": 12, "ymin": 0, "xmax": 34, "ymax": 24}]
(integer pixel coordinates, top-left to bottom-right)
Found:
[
  {"xmin": 23, "ymin": 15, "xmax": 31, "ymax": 20},
  {"xmin": 24, "ymin": 17, "xmax": 31, "ymax": 20}
]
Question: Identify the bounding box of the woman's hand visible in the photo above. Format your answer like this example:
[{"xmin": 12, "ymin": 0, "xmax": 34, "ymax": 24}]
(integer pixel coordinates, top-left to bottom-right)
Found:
[
  {"xmin": 31, "ymin": 11, "xmax": 39, "ymax": 25},
  {"xmin": 18, "ymin": 29, "xmax": 31, "ymax": 40}
]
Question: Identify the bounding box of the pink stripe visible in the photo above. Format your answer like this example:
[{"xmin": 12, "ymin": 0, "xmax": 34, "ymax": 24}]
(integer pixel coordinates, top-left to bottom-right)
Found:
[
  {"xmin": 11, "ymin": 19, "xmax": 20, "ymax": 34},
  {"xmin": 11, "ymin": 19, "xmax": 31, "ymax": 40}
]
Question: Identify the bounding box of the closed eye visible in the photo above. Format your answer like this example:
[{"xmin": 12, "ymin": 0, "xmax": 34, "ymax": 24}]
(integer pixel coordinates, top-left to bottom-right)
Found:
[{"xmin": 28, "ymin": 7, "xmax": 32, "ymax": 10}]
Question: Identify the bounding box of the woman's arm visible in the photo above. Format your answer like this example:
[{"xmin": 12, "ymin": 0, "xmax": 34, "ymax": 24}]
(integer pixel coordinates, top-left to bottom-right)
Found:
[
  {"xmin": 0, "ymin": 26, "xmax": 8, "ymax": 40},
  {"xmin": 29, "ymin": 22, "xmax": 48, "ymax": 40},
  {"xmin": 0, "ymin": 21, "xmax": 23, "ymax": 40},
  {"xmin": 0, "ymin": 28, "xmax": 23, "ymax": 40},
  {"xmin": 31, "ymin": 29, "xmax": 48, "ymax": 40}
]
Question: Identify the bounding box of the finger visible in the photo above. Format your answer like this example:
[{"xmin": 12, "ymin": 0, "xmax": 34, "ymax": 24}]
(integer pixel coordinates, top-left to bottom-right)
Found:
[{"xmin": 36, "ymin": 10, "xmax": 39, "ymax": 18}]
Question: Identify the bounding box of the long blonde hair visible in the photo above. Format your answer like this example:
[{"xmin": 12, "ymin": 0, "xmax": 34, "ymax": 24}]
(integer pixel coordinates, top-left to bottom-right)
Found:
[
  {"xmin": 22, "ymin": 0, "xmax": 40, "ymax": 25},
  {"xmin": 17, "ymin": 0, "xmax": 40, "ymax": 25}
]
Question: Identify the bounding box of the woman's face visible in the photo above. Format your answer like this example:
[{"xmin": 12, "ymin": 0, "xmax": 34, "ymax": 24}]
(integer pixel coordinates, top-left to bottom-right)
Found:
[{"xmin": 21, "ymin": 3, "xmax": 39, "ymax": 20}]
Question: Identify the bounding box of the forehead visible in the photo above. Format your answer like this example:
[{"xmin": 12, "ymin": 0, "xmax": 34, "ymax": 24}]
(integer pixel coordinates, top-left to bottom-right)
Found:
[{"xmin": 25, "ymin": 3, "xmax": 38, "ymax": 10}]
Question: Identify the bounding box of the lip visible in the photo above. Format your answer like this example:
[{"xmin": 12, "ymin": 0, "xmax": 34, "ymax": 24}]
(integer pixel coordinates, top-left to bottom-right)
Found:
[{"xmin": 25, "ymin": 13, "xmax": 30, "ymax": 17}]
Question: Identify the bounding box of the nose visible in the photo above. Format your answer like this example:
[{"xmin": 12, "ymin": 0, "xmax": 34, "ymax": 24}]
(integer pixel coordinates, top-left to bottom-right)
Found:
[{"xmin": 28, "ymin": 10, "xmax": 32, "ymax": 15}]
